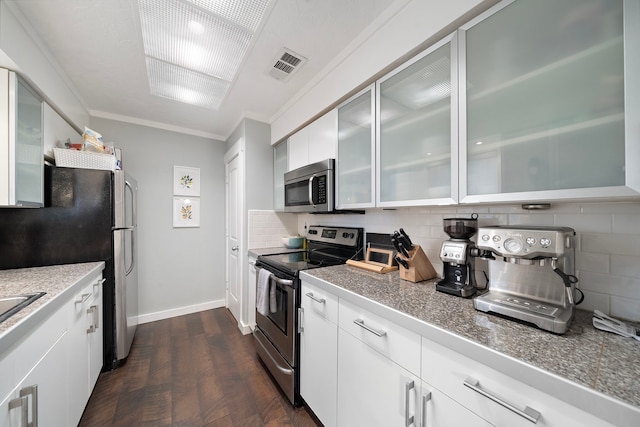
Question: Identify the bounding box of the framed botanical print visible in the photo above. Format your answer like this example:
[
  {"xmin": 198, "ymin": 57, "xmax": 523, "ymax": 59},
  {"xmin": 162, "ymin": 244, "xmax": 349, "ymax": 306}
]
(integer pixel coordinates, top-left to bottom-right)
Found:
[
  {"xmin": 173, "ymin": 166, "xmax": 200, "ymax": 196},
  {"xmin": 173, "ymin": 197, "xmax": 200, "ymax": 228}
]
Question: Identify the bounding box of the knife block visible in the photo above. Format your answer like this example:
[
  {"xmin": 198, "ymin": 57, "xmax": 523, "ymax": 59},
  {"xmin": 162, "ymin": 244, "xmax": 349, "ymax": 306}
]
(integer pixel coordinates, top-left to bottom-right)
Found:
[{"xmin": 398, "ymin": 245, "xmax": 437, "ymax": 283}]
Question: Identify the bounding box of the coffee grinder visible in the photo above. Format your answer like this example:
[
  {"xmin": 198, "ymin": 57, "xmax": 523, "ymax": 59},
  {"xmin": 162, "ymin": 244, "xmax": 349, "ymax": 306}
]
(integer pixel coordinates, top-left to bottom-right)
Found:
[{"xmin": 436, "ymin": 213, "xmax": 478, "ymax": 297}]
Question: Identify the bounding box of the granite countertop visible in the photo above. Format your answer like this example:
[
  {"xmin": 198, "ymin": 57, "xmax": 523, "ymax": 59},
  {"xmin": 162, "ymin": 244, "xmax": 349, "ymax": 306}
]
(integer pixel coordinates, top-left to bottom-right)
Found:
[
  {"xmin": 248, "ymin": 246, "xmax": 304, "ymax": 258},
  {"xmin": 301, "ymin": 264, "xmax": 640, "ymax": 423},
  {"xmin": 0, "ymin": 262, "xmax": 105, "ymax": 353}
]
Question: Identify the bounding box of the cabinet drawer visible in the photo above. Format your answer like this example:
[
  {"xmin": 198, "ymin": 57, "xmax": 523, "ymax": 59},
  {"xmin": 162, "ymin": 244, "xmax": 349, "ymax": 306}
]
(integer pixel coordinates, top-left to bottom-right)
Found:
[
  {"xmin": 301, "ymin": 281, "xmax": 338, "ymax": 324},
  {"xmin": 421, "ymin": 339, "xmax": 613, "ymax": 427},
  {"xmin": 339, "ymin": 298, "xmax": 420, "ymax": 376}
]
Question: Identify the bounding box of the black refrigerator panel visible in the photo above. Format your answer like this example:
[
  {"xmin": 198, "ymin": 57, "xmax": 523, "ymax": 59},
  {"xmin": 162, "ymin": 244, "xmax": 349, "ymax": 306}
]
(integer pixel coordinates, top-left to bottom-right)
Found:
[{"xmin": 0, "ymin": 165, "xmax": 120, "ymax": 370}]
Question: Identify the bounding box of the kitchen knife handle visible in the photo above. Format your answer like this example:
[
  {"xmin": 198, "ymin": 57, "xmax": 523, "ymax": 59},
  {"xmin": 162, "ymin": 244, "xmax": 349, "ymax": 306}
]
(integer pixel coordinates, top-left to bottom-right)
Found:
[{"xmin": 464, "ymin": 377, "xmax": 540, "ymax": 423}]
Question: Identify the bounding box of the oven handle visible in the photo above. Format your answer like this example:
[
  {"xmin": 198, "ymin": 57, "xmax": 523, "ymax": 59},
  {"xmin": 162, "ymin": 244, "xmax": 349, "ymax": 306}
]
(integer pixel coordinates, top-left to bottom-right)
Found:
[
  {"xmin": 254, "ymin": 331, "xmax": 294, "ymax": 376},
  {"xmin": 256, "ymin": 266, "xmax": 295, "ymax": 288}
]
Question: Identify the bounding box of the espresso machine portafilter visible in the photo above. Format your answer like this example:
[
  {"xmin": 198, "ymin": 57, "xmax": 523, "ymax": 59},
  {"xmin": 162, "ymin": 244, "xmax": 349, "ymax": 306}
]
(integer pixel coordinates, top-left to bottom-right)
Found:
[{"xmin": 473, "ymin": 226, "xmax": 578, "ymax": 334}]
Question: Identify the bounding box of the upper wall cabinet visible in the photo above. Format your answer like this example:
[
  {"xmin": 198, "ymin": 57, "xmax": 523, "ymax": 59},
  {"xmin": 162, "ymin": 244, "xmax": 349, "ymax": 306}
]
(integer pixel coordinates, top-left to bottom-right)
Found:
[
  {"xmin": 288, "ymin": 110, "xmax": 338, "ymax": 171},
  {"xmin": 377, "ymin": 33, "xmax": 458, "ymax": 207},
  {"xmin": 0, "ymin": 69, "xmax": 43, "ymax": 207},
  {"xmin": 336, "ymin": 85, "xmax": 376, "ymax": 209},
  {"xmin": 460, "ymin": 0, "xmax": 640, "ymax": 203}
]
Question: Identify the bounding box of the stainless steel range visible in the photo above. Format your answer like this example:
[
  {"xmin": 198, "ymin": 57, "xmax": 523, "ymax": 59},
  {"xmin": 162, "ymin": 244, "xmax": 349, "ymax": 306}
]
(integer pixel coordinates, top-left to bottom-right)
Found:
[{"xmin": 253, "ymin": 226, "xmax": 363, "ymax": 405}]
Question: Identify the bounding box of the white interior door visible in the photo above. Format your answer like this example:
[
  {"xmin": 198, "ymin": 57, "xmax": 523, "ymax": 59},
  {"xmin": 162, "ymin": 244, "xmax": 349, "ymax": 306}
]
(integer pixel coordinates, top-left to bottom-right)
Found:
[{"xmin": 225, "ymin": 142, "xmax": 243, "ymax": 325}]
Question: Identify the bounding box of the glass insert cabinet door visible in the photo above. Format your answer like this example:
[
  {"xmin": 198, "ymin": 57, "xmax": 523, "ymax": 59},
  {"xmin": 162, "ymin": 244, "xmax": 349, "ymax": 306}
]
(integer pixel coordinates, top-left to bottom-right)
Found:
[
  {"xmin": 377, "ymin": 33, "xmax": 458, "ymax": 207},
  {"xmin": 336, "ymin": 84, "xmax": 375, "ymax": 209},
  {"xmin": 460, "ymin": 0, "xmax": 637, "ymax": 202}
]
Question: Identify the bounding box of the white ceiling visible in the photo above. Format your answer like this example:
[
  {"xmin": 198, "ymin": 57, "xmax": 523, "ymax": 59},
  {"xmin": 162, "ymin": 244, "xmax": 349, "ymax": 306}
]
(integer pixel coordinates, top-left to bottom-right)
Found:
[{"xmin": 8, "ymin": 0, "xmax": 400, "ymax": 140}]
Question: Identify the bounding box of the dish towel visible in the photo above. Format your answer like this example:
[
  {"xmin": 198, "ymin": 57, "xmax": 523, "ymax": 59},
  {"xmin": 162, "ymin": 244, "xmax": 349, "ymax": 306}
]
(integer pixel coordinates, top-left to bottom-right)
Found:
[
  {"xmin": 256, "ymin": 268, "xmax": 271, "ymax": 316},
  {"xmin": 269, "ymin": 278, "xmax": 278, "ymax": 313}
]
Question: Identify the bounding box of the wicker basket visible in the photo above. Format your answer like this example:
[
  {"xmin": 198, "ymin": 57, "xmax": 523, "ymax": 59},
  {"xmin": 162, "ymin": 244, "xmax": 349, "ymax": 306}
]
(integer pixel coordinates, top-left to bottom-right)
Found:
[{"xmin": 53, "ymin": 148, "xmax": 116, "ymax": 171}]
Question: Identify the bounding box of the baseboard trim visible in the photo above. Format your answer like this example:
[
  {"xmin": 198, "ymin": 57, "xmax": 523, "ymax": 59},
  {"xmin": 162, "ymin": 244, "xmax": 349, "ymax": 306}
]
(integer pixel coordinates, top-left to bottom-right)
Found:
[{"xmin": 138, "ymin": 299, "xmax": 226, "ymax": 324}]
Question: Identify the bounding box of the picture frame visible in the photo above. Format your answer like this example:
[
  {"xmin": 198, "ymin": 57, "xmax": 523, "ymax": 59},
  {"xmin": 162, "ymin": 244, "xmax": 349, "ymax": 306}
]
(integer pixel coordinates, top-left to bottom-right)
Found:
[
  {"xmin": 173, "ymin": 166, "xmax": 200, "ymax": 196},
  {"xmin": 173, "ymin": 197, "xmax": 200, "ymax": 228}
]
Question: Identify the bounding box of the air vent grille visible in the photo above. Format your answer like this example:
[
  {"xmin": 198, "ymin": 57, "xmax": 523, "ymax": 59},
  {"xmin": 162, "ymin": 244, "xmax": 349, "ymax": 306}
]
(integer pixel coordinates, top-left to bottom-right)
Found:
[{"xmin": 268, "ymin": 48, "xmax": 306, "ymax": 81}]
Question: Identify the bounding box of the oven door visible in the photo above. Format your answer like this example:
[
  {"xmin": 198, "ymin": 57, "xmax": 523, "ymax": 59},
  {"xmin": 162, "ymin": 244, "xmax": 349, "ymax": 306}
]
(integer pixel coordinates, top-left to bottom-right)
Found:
[{"xmin": 255, "ymin": 266, "xmax": 297, "ymax": 365}]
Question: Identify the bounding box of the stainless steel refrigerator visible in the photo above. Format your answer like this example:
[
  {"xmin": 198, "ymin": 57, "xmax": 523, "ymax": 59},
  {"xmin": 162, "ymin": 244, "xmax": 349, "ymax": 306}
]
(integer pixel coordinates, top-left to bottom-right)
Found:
[{"xmin": 0, "ymin": 165, "xmax": 139, "ymax": 370}]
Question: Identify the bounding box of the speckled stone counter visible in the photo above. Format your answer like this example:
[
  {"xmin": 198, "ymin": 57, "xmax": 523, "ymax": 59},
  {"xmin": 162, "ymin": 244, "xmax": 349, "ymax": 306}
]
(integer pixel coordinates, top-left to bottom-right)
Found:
[
  {"xmin": 301, "ymin": 264, "xmax": 640, "ymax": 425},
  {"xmin": 0, "ymin": 262, "xmax": 105, "ymax": 353}
]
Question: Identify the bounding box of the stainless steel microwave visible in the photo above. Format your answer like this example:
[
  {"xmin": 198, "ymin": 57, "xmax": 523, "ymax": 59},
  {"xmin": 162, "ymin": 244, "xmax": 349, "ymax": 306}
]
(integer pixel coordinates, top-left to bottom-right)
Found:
[{"xmin": 284, "ymin": 159, "xmax": 334, "ymax": 213}]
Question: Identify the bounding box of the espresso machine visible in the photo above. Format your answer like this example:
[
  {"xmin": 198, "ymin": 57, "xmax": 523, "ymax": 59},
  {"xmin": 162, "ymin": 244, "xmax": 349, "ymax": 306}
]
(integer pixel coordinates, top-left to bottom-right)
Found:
[
  {"xmin": 436, "ymin": 214, "xmax": 478, "ymax": 297},
  {"xmin": 473, "ymin": 226, "xmax": 578, "ymax": 334}
]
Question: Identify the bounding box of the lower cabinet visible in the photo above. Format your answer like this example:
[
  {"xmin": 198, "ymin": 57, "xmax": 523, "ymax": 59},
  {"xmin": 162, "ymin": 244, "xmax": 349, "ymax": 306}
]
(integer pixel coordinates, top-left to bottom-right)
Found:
[
  {"xmin": 68, "ymin": 274, "xmax": 104, "ymax": 426},
  {"xmin": 299, "ymin": 282, "xmax": 338, "ymax": 427},
  {"xmin": 0, "ymin": 271, "xmax": 104, "ymax": 427},
  {"xmin": 420, "ymin": 381, "xmax": 491, "ymax": 427},
  {"xmin": 337, "ymin": 328, "xmax": 420, "ymax": 426}
]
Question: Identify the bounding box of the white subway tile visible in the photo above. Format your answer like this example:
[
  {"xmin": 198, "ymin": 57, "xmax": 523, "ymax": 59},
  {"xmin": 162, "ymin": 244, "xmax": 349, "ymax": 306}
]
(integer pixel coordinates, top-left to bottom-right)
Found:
[
  {"xmin": 577, "ymin": 290, "xmax": 609, "ymax": 314},
  {"xmin": 508, "ymin": 214, "xmax": 555, "ymax": 226},
  {"xmin": 579, "ymin": 271, "xmax": 640, "ymax": 299},
  {"xmin": 575, "ymin": 251, "xmax": 610, "ymax": 274},
  {"xmin": 554, "ymin": 214, "xmax": 611, "ymax": 233},
  {"xmin": 610, "ymin": 296, "xmax": 640, "ymax": 322},
  {"xmin": 582, "ymin": 233, "xmax": 640, "ymax": 256},
  {"xmin": 611, "ymin": 255, "xmax": 640, "ymax": 279},
  {"xmin": 612, "ymin": 214, "xmax": 640, "ymax": 235},
  {"xmin": 581, "ymin": 201, "xmax": 640, "ymax": 214}
]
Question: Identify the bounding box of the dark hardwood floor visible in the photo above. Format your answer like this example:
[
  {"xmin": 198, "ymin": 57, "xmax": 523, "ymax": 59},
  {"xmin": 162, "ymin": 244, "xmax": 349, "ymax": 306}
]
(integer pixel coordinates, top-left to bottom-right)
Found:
[{"xmin": 80, "ymin": 308, "xmax": 321, "ymax": 426}]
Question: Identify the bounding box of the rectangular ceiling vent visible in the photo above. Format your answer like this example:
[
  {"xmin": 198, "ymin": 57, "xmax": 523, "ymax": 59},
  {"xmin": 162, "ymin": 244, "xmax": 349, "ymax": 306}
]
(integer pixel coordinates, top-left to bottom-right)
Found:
[{"xmin": 268, "ymin": 48, "xmax": 306, "ymax": 82}]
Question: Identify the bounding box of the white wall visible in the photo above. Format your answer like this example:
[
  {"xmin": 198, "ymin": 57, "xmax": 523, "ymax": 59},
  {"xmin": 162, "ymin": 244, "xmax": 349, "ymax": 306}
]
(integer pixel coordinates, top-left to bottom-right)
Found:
[
  {"xmin": 295, "ymin": 201, "xmax": 640, "ymax": 322},
  {"xmin": 270, "ymin": 0, "xmax": 486, "ymax": 143},
  {"xmin": 90, "ymin": 117, "xmax": 227, "ymax": 323}
]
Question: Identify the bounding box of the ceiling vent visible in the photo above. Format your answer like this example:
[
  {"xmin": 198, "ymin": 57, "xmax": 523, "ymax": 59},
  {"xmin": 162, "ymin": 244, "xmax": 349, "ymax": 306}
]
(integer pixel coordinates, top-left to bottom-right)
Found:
[{"xmin": 268, "ymin": 48, "xmax": 306, "ymax": 81}]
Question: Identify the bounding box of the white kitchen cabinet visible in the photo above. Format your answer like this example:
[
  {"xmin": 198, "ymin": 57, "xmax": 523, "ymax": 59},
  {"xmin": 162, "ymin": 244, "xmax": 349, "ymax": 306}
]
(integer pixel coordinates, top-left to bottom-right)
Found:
[
  {"xmin": 421, "ymin": 338, "xmax": 615, "ymax": 427},
  {"xmin": 0, "ymin": 68, "xmax": 44, "ymax": 207},
  {"xmin": 420, "ymin": 381, "xmax": 491, "ymax": 427},
  {"xmin": 337, "ymin": 298, "xmax": 421, "ymax": 426},
  {"xmin": 299, "ymin": 281, "xmax": 339, "ymax": 427},
  {"xmin": 287, "ymin": 110, "xmax": 337, "ymax": 171},
  {"xmin": 1, "ymin": 301, "xmax": 68, "ymax": 427},
  {"xmin": 67, "ymin": 273, "xmax": 103, "ymax": 426},
  {"xmin": 336, "ymin": 85, "xmax": 376, "ymax": 209},
  {"xmin": 273, "ymin": 141, "xmax": 287, "ymax": 210},
  {"xmin": 460, "ymin": 0, "xmax": 640, "ymax": 203},
  {"xmin": 247, "ymin": 255, "xmax": 257, "ymax": 329},
  {"xmin": 376, "ymin": 33, "xmax": 458, "ymax": 207}
]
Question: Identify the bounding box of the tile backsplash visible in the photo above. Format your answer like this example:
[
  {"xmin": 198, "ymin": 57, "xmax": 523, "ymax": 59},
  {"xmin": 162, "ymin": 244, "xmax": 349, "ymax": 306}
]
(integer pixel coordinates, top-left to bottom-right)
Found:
[
  {"xmin": 247, "ymin": 210, "xmax": 298, "ymax": 249},
  {"xmin": 292, "ymin": 201, "xmax": 640, "ymax": 322}
]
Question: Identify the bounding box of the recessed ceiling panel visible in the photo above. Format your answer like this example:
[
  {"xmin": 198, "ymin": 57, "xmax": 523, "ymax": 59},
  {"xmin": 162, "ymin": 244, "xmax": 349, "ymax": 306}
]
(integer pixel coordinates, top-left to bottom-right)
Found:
[
  {"xmin": 146, "ymin": 57, "xmax": 229, "ymax": 110},
  {"xmin": 139, "ymin": 0, "xmax": 254, "ymax": 81},
  {"xmin": 186, "ymin": 0, "xmax": 271, "ymax": 32}
]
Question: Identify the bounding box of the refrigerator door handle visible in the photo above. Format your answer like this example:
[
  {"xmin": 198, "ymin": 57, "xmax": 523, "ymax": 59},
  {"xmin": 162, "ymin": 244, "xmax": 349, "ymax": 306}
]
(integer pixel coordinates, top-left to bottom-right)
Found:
[
  {"xmin": 126, "ymin": 228, "xmax": 135, "ymax": 276},
  {"xmin": 125, "ymin": 179, "xmax": 137, "ymax": 227}
]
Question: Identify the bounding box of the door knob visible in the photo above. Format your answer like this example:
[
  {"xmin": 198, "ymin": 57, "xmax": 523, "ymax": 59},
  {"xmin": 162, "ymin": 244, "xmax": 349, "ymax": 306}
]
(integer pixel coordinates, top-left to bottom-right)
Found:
[{"xmin": 231, "ymin": 246, "xmax": 239, "ymax": 251}]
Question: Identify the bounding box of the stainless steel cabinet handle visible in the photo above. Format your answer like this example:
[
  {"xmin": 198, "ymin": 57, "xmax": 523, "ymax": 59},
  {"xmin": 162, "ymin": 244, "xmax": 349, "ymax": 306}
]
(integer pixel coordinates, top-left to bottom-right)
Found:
[
  {"xmin": 87, "ymin": 305, "xmax": 99, "ymax": 333},
  {"xmin": 464, "ymin": 377, "xmax": 540, "ymax": 423},
  {"xmin": 94, "ymin": 278, "xmax": 106, "ymax": 289},
  {"xmin": 405, "ymin": 380, "xmax": 415, "ymax": 426},
  {"xmin": 8, "ymin": 395, "xmax": 28, "ymax": 427},
  {"xmin": 20, "ymin": 385, "xmax": 38, "ymax": 427},
  {"xmin": 298, "ymin": 307, "xmax": 304, "ymax": 333},
  {"xmin": 353, "ymin": 318, "xmax": 387, "ymax": 337},
  {"xmin": 75, "ymin": 293, "xmax": 91, "ymax": 304},
  {"xmin": 305, "ymin": 292, "xmax": 326, "ymax": 304},
  {"xmin": 421, "ymin": 392, "xmax": 431, "ymax": 427}
]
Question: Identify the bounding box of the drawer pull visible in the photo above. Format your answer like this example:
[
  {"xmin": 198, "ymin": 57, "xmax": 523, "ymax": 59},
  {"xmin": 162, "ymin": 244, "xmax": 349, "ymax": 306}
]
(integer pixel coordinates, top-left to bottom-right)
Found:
[
  {"xmin": 75, "ymin": 293, "xmax": 91, "ymax": 304},
  {"xmin": 353, "ymin": 319, "xmax": 386, "ymax": 337},
  {"xmin": 464, "ymin": 377, "xmax": 540, "ymax": 423},
  {"xmin": 421, "ymin": 391, "xmax": 431, "ymax": 427},
  {"xmin": 8, "ymin": 396, "xmax": 28, "ymax": 427},
  {"xmin": 405, "ymin": 380, "xmax": 415, "ymax": 426},
  {"xmin": 305, "ymin": 292, "xmax": 326, "ymax": 304}
]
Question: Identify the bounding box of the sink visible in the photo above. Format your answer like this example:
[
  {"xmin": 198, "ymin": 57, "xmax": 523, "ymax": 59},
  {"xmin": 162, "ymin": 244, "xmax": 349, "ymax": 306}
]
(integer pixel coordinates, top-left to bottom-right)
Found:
[{"xmin": 0, "ymin": 292, "xmax": 46, "ymax": 323}]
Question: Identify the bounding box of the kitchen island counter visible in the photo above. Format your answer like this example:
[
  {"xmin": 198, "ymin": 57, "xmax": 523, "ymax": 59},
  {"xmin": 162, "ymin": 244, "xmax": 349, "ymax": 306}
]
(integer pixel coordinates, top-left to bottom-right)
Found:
[
  {"xmin": 0, "ymin": 262, "xmax": 105, "ymax": 353},
  {"xmin": 301, "ymin": 264, "xmax": 640, "ymax": 425}
]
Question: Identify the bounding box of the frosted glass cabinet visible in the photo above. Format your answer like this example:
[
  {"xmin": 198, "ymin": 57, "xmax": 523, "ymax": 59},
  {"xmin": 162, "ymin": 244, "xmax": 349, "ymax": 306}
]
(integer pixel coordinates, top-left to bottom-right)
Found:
[
  {"xmin": 336, "ymin": 85, "xmax": 375, "ymax": 208},
  {"xmin": 377, "ymin": 33, "xmax": 458, "ymax": 207},
  {"xmin": 1, "ymin": 69, "xmax": 44, "ymax": 207},
  {"xmin": 460, "ymin": 0, "xmax": 640, "ymax": 203}
]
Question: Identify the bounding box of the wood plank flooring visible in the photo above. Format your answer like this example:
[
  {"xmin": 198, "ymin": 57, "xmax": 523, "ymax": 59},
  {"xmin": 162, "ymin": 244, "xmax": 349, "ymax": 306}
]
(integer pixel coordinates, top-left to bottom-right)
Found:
[{"xmin": 80, "ymin": 308, "xmax": 321, "ymax": 426}]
